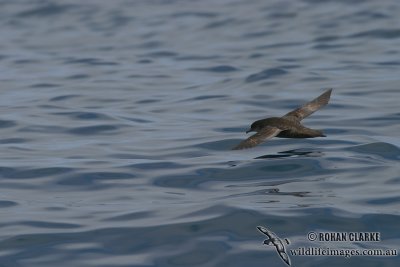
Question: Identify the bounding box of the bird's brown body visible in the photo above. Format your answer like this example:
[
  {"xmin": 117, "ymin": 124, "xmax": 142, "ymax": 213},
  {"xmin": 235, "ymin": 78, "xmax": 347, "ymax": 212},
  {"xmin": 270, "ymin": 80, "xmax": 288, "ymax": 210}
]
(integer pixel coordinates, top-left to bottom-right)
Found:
[
  {"xmin": 233, "ymin": 89, "xmax": 332, "ymax": 150},
  {"xmin": 251, "ymin": 117, "xmax": 325, "ymax": 138}
]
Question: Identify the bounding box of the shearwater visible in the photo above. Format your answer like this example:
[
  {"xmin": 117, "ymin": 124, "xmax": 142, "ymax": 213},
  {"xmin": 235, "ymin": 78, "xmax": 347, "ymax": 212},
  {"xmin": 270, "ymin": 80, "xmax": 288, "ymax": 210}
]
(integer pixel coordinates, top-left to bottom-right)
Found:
[{"xmin": 232, "ymin": 89, "xmax": 332, "ymax": 150}]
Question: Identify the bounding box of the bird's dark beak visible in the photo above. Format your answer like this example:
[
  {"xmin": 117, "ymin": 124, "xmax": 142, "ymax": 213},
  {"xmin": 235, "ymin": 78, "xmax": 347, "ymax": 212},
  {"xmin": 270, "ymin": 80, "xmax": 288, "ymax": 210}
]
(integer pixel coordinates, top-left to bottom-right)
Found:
[{"xmin": 246, "ymin": 129, "xmax": 252, "ymax": 134}]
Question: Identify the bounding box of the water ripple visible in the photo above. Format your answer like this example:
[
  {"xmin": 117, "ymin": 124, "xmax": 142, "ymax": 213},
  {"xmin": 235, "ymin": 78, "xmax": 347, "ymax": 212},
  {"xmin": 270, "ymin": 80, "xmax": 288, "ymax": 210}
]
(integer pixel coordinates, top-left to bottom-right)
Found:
[{"xmin": 245, "ymin": 68, "xmax": 288, "ymax": 83}]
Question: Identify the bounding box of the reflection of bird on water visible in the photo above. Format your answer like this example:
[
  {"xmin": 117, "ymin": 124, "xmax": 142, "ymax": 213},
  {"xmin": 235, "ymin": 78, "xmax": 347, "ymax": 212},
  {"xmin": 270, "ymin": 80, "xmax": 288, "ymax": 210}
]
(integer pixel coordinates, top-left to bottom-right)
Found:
[
  {"xmin": 233, "ymin": 89, "xmax": 332, "ymax": 150},
  {"xmin": 255, "ymin": 149, "xmax": 324, "ymax": 159},
  {"xmin": 257, "ymin": 226, "xmax": 291, "ymax": 266}
]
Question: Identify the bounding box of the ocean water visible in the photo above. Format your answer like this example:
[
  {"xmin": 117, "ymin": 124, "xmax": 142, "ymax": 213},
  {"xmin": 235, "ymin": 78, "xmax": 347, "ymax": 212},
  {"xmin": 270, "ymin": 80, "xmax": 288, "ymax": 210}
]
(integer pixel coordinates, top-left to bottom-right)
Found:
[{"xmin": 0, "ymin": 0, "xmax": 399, "ymax": 266}]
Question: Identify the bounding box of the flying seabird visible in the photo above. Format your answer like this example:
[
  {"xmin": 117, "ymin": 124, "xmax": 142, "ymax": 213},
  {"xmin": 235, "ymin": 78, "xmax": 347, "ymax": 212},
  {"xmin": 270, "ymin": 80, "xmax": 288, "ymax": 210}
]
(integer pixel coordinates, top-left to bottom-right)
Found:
[
  {"xmin": 257, "ymin": 226, "xmax": 291, "ymax": 266},
  {"xmin": 232, "ymin": 89, "xmax": 332, "ymax": 150}
]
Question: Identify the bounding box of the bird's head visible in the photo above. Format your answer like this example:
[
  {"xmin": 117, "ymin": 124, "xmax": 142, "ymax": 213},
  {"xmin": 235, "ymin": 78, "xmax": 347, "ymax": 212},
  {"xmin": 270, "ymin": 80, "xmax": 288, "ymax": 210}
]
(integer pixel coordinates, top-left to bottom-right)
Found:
[
  {"xmin": 263, "ymin": 239, "xmax": 273, "ymax": 245},
  {"xmin": 246, "ymin": 120, "xmax": 264, "ymax": 133}
]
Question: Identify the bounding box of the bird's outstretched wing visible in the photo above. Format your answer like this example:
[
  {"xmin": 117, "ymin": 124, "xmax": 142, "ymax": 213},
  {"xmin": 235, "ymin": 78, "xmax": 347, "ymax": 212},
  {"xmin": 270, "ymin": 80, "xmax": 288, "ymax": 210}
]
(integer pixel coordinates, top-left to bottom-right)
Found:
[
  {"xmin": 283, "ymin": 88, "xmax": 332, "ymax": 121},
  {"xmin": 257, "ymin": 226, "xmax": 274, "ymax": 239},
  {"xmin": 279, "ymin": 251, "xmax": 291, "ymax": 266},
  {"xmin": 232, "ymin": 127, "xmax": 281, "ymax": 150}
]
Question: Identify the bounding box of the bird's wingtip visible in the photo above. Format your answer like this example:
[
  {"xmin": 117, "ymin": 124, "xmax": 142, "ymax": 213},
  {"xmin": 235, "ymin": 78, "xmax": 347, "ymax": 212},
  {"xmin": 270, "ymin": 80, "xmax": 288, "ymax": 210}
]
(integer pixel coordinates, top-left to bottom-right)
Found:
[{"xmin": 325, "ymin": 88, "xmax": 333, "ymax": 96}]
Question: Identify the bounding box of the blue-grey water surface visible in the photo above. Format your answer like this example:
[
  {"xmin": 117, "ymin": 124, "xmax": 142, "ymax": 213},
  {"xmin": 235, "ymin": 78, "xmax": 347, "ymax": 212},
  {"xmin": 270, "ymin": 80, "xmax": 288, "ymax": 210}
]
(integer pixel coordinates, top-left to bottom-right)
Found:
[{"xmin": 0, "ymin": 1, "xmax": 399, "ymax": 266}]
